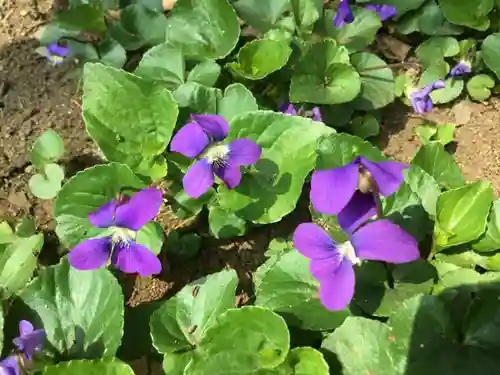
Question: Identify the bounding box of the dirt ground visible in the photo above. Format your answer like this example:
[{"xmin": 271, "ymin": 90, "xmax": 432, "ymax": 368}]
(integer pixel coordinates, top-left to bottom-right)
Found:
[{"xmin": 2, "ymin": 0, "xmax": 500, "ymax": 371}]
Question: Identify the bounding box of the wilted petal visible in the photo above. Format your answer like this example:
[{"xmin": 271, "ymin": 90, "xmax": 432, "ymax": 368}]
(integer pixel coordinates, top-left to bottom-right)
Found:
[
  {"xmin": 319, "ymin": 259, "xmax": 355, "ymax": 311},
  {"xmin": 293, "ymin": 223, "xmax": 337, "ymax": 260},
  {"xmin": 68, "ymin": 237, "xmax": 110, "ymax": 271},
  {"xmin": 192, "ymin": 114, "xmax": 229, "ymax": 141},
  {"xmin": 333, "ymin": 0, "xmax": 354, "ymax": 28},
  {"xmin": 338, "ymin": 191, "xmax": 377, "ymax": 233},
  {"xmin": 112, "ymin": 241, "xmax": 161, "ymax": 277},
  {"xmin": 358, "ymin": 157, "xmax": 408, "ymax": 197},
  {"xmin": 183, "ymin": 159, "xmax": 214, "ymax": 198},
  {"xmin": 310, "ymin": 255, "xmax": 343, "ymax": 281},
  {"xmin": 364, "ymin": 4, "xmax": 397, "ymax": 21},
  {"xmin": 114, "ymin": 187, "xmax": 163, "ymax": 231},
  {"xmin": 310, "ymin": 163, "xmax": 359, "ymax": 215},
  {"xmin": 280, "ymin": 103, "xmax": 297, "ymax": 116},
  {"xmin": 214, "ymin": 164, "xmax": 242, "ymax": 189},
  {"xmin": 13, "ymin": 323, "xmax": 45, "ymax": 360},
  {"xmin": 170, "ymin": 123, "xmax": 210, "ymax": 158},
  {"xmin": 351, "ymin": 219, "xmax": 420, "ymax": 263},
  {"xmin": 88, "ymin": 200, "xmax": 119, "ymax": 228},
  {"xmin": 311, "ymin": 107, "xmax": 322, "ymax": 122},
  {"xmin": 0, "ymin": 356, "xmax": 20, "ymax": 375},
  {"xmin": 228, "ymin": 138, "xmax": 261, "ymax": 166}
]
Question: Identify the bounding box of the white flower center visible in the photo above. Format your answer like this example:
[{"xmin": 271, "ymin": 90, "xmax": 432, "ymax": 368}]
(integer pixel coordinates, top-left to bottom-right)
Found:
[
  {"xmin": 338, "ymin": 241, "xmax": 361, "ymax": 265},
  {"xmin": 110, "ymin": 226, "xmax": 135, "ymax": 249},
  {"xmin": 202, "ymin": 144, "xmax": 230, "ymax": 167}
]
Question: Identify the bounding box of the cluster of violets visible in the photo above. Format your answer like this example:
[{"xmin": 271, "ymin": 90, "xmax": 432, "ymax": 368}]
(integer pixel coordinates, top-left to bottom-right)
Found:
[
  {"xmin": 0, "ymin": 320, "xmax": 45, "ymax": 375},
  {"xmin": 280, "ymin": 103, "xmax": 322, "ymax": 122},
  {"xmin": 293, "ymin": 156, "xmax": 420, "ymax": 310}
]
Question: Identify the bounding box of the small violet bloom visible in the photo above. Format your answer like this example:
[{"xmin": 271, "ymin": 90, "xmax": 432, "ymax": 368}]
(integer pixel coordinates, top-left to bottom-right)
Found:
[
  {"xmin": 0, "ymin": 356, "xmax": 20, "ymax": 375},
  {"xmin": 409, "ymin": 80, "xmax": 445, "ymax": 114},
  {"xmin": 280, "ymin": 103, "xmax": 322, "ymax": 122},
  {"xmin": 364, "ymin": 3, "xmax": 397, "ymax": 21},
  {"xmin": 293, "ymin": 220, "xmax": 420, "ymax": 310},
  {"xmin": 13, "ymin": 320, "xmax": 45, "ymax": 361},
  {"xmin": 36, "ymin": 43, "xmax": 69, "ymax": 65},
  {"xmin": 311, "ymin": 156, "xmax": 407, "ymax": 232},
  {"xmin": 68, "ymin": 188, "xmax": 163, "ymax": 277},
  {"xmin": 333, "ymin": 0, "xmax": 354, "ymax": 28},
  {"xmin": 449, "ymin": 61, "xmax": 472, "ymax": 77},
  {"xmin": 170, "ymin": 114, "xmax": 262, "ymax": 199}
]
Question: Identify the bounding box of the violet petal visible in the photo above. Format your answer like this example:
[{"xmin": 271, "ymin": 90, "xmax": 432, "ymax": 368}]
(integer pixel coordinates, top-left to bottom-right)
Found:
[
  {"xmin": 351, "ymin": 219, "xmax": 420, "ymax": 263},
  {"xmin": 47, "ymin": 43, "xmax": 69, "ymax": 57},
  {"xmin": 111, "ymin": 241, "xmax": 161, "ymax": 277},
  {"xmin": 114, "ymin": 187, "xmax": 163, "ymax": 231},
  {"xmin": 365, "ymin": 4, "xmax": 397, "ymax": 21},
  {"xmin": 311, "ymin": 107, "xmax": 322, "ymax": 122},
  {"xmin": 0, "ymin": 356, "xmax": 20, "ymax": 375},
  {"xmin": 310, "ymin": 162, "xmax": 359, "ymax": 215},
  {"xmin": 13, "ymin": 327, "xmax": 45, "ymax": 361},
  {"xmin": 280, "ymin": 103, "xmax": 297, "ymax": 116},
  {"xmin": 68, "ymin": 237, "xmax": 111, "ymax": 271},
  {"xmin": 88, "ymin": 200, "xmax": 119, "ymax": 228},
  {"xmin": 183, "ymin": 159, "xmax": 214, "ymax": 198},
  {"xmin": 450, "ymin": 62, "xmax": 471, "ymax": 76},
  {"xmin": 319, "ymin": 259, "xmax": 355, "ymax": 311},
  {"xmin": 333, "ymin": 0, "xmax": 354, "ymax": 28},
  {"xmin": 228, "ymin": 138, "xmax": 262, "ymax": 166},
  {"xmin": 338, "ymin": 191, "xmax": 377, "ymax": 234},
  {"xmin": 19, "ymin": 320, "xmax": 34, "ymax": 336},
  {"xmin": 359, "ymin": 157, "xmax": 408, "ymax": 197},
  {"xmin": 192, "ymin": 114, "xmax": 229, "ymax": 141},
  {"xmin": 310, "ymin": 255, "xmax": 343, "ymax": 281},
  {"xmin": 214, "ymin": 164, "xmax": 242, "ymax": 189},
  {"xmin": 170, "ymin": 123, "xmax": 210, "ymax": 158},
  {"xmin": 293, "ymin": 223, "xmax": 337, "ymax": 260}
]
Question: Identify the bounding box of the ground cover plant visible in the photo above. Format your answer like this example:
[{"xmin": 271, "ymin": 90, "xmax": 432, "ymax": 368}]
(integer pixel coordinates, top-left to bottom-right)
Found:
[{"xmin": 4, "ymin": 0, "xmax": 500, "ymax": 374}]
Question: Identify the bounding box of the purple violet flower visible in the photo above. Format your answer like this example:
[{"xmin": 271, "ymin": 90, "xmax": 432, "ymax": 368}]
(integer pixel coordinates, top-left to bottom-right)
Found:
[
  {"xmin": 364, "ymin": 3, "xmax": 397, "ymax": 21},
  {"xmin": 36, "ymin": 43, "xmax": 69, "ymax": 65},
  {"xmin": 68, "ymin": 188, "xmax": 163, "ymax": 277},
  {"xmin": 449, "ymin": 61, "xmax": 472, "ymax": 77},
  {"xmin": 0, "ymin": 356, "xmax": 19, "ymax": 375},
  {"xmin": 333, "ymin": 0, "xmax": 354, "ymax": 28},
  {"xmin": 170, "ymin": 114, "xmax": 262, "ymax": 199},
  {"xmin": 410, "ymin": 80, "xmax": 445, "ymax": 114},
  {"xmin": 293, "ymin": 221, "xmax": 419, "ymax": 310},
  {"xmin": 310, "ymin": 156, "xmax": 408, "ymax": 231},
  {"xmin": 13, "ymin": 320, "xmax": 45, "ymax": 361},
  {"xmin": 280, "ymin": 103, "xmax": 322, "ymax": 122}
]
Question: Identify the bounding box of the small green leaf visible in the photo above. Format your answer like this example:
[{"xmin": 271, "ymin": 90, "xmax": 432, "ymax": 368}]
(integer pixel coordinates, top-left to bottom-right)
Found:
[
  {"xmin": 228, "ymin": 39, "xmax": 292, "ymax": 80},
  {"xmin": 135, "ymin": 222, "xmax": 164, "ymax": 255},
  {"xmin": 51, "ymin": 5, "xmax": 106, "ymax": 34},
  {"xmin": 435, "ymin": 180, "xmax": 494, "ymax": 249},
  {"xmin": 482, "ymin": 33, "xmax": 500, "ymax": 79},
  {"xmin": 255, "ymin": 250, "xmax": 350, "ymax": 331},
  {"xmin": 208, "ymin": 204, "xmax": 247, "ymax": 239},
  {"xmin": 415, "ymin": 122, "xmax": 456, "ymax": 146},
  {"xmin": 291, "ymin": 0, "xmax": 323, "ymax": 31},
  {"xmin": 134, "ymin": 45, "xmax": 185, "ymax": 89},
  {"xmin": 349, "ymin": 113, "xmax": 379, "ymax": 139},
  {"xmin": 437, "ymin": 0, "xmax": 493, "ymax": 30},
  {"xmin": 467, "ymin": 74, "xmax": 495, "ymax": 102},
  {"xmin": 218, "ymin": 83, "xmax": 258, "ymax": 123},
  {"xmin": 187, "ymin": 60, "xmax": 221, "ymax": 87},
  {"xmin": 98, "ymin": 37, "xmax": 127, "ymax": 68},
  {"xmin": 31, "ymin": 130, "xmax": 65, "ymax": 168},
  {"xmin": 430, "ymin": 78, "xmax": 464, "ymax": 104},
  {"xmin": 42, "ymin": 359, "xmax": 134, "ymax": 375},
  {"xmin": 0, "ymin": 222, "xmax": 15, "ymax": 245},
  {"xmin": 416, "ymin": 37, "xmax": 460, "ymax": 67},
  {"xmin": 166, "ymin": 232, "xmax": 202, "ymax": 258},
  {"xmin": 265, "ymin": 347, "xmax": 329, "ymax": 375},
  {"xmin": 405, "ymin": 165, "xmax": 441, "ymax": 217},
  {"xmin": 232, "ymin": 0, "xmax": 289, "ymax": 33},
  {"xmin": 290, "ymin": 40, "xmax": 361, "ymax": 105},
  {"xmin": 29, "ymin": 163, "xmax": 65, "ymax": 200},
  {"xmin": 19, "ymin": 258, "xmax": 124, "ymax": 359}
]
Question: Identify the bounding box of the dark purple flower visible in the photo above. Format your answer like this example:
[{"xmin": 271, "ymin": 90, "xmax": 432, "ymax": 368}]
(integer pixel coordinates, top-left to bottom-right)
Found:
[
  {"xmin": 13, "ymin": 320, "xmax": 45, "ymax": 361},
  {"xmin": 333, "ymin": 0, "xmax": 354, "ymax": 28},
  {"xmin": 293, "ymin": 221, "xmax": 419, "ymax": 310},
  {"xmin": 68, "ymin": 188, "xmax": 163, "ymax": 277},
  {"xmin": 0, "ymin": 356, "xmax": 19, "ymax": 375},
  {"xmin": 449, "ymin": 61, "xmax": 471, "ymax": 77},
  {"xmin": 364, "ymin": 3, "xmax": 397, "ymax": 21},
  {"xmin": 280, "ymin": 103, "xmax": 322, "ymax": 122},
  {"xmin": 310, "ymin": 156, "xmax": 407, "ymax": 230},
  {"xmin": 36, "ymin": 43, "xmax": 69, "ymax": 65},
  {"xmin": 410, "ymin": 80, "xmax": 445, "ymax": 114},
  {"xmin": 170, "ymin": 114, "xmax": 261, "ymax": 198}
]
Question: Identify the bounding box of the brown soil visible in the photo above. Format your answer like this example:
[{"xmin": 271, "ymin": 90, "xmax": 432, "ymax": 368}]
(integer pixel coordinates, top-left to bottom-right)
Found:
[{"xmin": 2, "ymin": 0, "xmax": 500, "ymax": 372}]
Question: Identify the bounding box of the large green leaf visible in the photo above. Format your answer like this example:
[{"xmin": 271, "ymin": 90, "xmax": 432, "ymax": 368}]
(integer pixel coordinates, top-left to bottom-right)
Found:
[
  {"xmin": 228, "ymin": 39, "xmax": 292, "ymax": 80},
  {"xmin": 255, "ymin": 250, "xmax": 349, "ymax": 331},
  {"xmin": 481, "ymin": 33, "xmax": 500, "ymax": 80},
  {"xmin": 134, "ymin": 45, "xmax": 185, "ymax": 89},
  {"xmin": 19, "ymin": 258, "xmax": 124, "ymax": 359},
  {"xmin": 186, "ymin": 307, "xmax": 290, "ymax": 375},
  {"xmin": 164, "ymin": 0, "xmax": 240, "ymax": 59},
  {"xmin": 232, "ymin": 0, "xmax": 289, "ymax": 33},
  {"xmin": 150, "ymin": 269, "xmax": 238, "ymax": 354},
  {"xmin": 82, "ymin": 63, "xmax": 178, "ymax": 178},
  {"xmin": 218, "ymin": 111, "xmax": 334, "ymax": 224},
  {"xmin": 437, "ymin": 0, "xmax": 493, "ymax": 30},
  {"xmin": 411, "ymin": 143, "xmax": 464, "ymax": 189},
  {"xmin": 218, "ymin": 83, "xmax": 258, "ymax": 123},
  {"xmin": 42, "ymin": 359, "xmax": 134, "ymax": 375},
  {"xmin": 290, "ymin": 40, "xmax": 361, "ymax": 105},
  {"xmin": 405, "ymin": 164, "xmax": 441, "ymax": 217},
  {"xmin": 53, "ymin": 163, "xmax": 145, "ymax": 248},
  {"xmin": 473, "ymin": 200, "xmax": 500, "ymax": 252},
  {"xmin": 350, "ymin": 52, "xmax": 395, "ymax": 110},
  {"xmin": 0, "ymin": 234, "xmax": 42, "ymax": 298},
  {"xmin": 434, "ymin": 180, "xmax": 493, "ymax": 249},
  {"xmin": 415, "ymin": 36, "xmax": 460, "ymax": 67}
]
